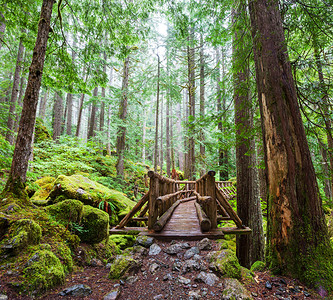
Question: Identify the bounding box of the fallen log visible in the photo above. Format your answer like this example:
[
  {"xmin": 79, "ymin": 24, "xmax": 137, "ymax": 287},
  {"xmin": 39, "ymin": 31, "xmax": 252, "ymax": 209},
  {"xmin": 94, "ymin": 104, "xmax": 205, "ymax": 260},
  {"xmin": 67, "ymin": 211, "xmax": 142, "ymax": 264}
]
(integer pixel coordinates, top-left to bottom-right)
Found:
[
  {"xmin": 153, "ymin": 200, "xmax": 181, "ymax": 232},
  {"xmin": 194, "ymin": 202, "xmax": 211, "ymax": 232}
]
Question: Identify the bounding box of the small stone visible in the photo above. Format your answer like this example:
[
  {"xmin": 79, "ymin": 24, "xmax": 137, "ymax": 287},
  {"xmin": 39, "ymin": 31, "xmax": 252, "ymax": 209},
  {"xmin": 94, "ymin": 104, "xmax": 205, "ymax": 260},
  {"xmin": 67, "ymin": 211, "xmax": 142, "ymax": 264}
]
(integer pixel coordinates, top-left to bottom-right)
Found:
[
  {"xmin": 149, "ymin": 263, "xmax": 160, "ymax": 274},
  {"xmin": 163, "ymin": 273, "xmax": 173, "ymax": 281},
  {"xmin": 192, "ymin": 284, "xmax": 198, "ymax": 288},
  {"xmin": 106, "ymin": 263, "xmax": 112, "ymax": 269},
  {"xmin": 59, "ymin": 284, "xmax": 92, "ymax": 297},
  {"xmin": 90, "ymin": 258, "xmax": 103, "ymax": 267},
  {"xmin": 0, "ymin": 295, "xmax": 8, "ymax": 300},
  {"xmin": 136, "ymin": 236, "xmax": 155, "ymax": 248},
  {"xmin": 172, "ymin": 260, "xmax": 183, "ymax": 272},
  {"xmin": 181, "ymin": 242, "xmax": 191, "ymax": 249},
  {"xmin": 197, "ymin": 238, "xmax": 212, "ymax": 250},
  {"xmin": 126, "ymin": 276, "xmax": 138, "ymax": 284},
  {"xmin": 103, "ymin": 286, "xmax": 121, "ymax": 300},
  {"xmin": 188, "ymin": 290, "xmax": 201, "ymax": 299},
  {"xmin": 182, "ymin": 259, "xmax": 201, "ymax": 274},
  {"xmin": 265, "ymin": 281, "xmax": 272, "ymax": 289},
  {"xmin": 165, "ymin": 243, "xmax": 184, "ymax": 255},
  {"xmin": 177, "ymin": 275, "xmax": 191, "ymax": 285},
  {"xmin": 153, "ymin": 294, "xmax": 163, "ymax": 299},
  {"xmin": 195, "ymin": 271, "xmax": 219, "ymax": 287},
  {"xmin": 149, "ymin": 244, "xmax": 162, "ymax": 256},
  {"xmin": 303, "ymin": 291, "xmax": 310, "ymax": 297},
  {"xmin": 184, "ymin": 247, "xmax": 200, "ymax": 260},
  {"xmin": 251, "ymin": 292, "xmax": 258, "ymax": 297}
]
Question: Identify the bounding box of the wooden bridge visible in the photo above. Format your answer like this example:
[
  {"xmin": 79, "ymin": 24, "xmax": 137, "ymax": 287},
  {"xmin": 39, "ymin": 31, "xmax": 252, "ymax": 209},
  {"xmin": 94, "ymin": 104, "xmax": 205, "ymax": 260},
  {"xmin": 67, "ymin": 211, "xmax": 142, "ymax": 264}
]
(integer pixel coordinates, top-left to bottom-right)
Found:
[{"xmin": 111, "ymin": 170, "xmax": 251, "ymax": 240}]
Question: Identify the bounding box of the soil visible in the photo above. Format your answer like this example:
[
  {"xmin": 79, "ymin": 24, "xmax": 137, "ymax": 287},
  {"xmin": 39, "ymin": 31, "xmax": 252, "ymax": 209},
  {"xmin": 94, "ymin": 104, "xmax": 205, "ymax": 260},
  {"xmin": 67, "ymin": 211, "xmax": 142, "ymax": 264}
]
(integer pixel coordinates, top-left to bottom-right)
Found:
[{"xmin": 0, "ymin": 239, "xmax": 322, "ymax": 299}]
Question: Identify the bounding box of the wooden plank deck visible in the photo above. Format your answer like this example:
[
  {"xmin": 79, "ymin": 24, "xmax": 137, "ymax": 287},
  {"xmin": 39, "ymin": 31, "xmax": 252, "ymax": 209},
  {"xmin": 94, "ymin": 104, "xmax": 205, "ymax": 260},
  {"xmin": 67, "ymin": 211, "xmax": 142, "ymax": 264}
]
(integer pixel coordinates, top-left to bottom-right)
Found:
[{"xmin": 110, "ymin": 200, "xmax": 251, "ymax": 240}]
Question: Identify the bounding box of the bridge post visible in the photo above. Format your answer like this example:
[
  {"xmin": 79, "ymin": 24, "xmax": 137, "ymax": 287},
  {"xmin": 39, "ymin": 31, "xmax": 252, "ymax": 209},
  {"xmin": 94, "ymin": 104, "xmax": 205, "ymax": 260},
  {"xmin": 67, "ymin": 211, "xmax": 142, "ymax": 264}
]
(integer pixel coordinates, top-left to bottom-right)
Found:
[
  {"xmin": 206, "ymin": 170, "xmax": 217, "ymax": 228},
  {"xmin": 148, "ymin": 171, "xmax": 159, "ymax": 229}
]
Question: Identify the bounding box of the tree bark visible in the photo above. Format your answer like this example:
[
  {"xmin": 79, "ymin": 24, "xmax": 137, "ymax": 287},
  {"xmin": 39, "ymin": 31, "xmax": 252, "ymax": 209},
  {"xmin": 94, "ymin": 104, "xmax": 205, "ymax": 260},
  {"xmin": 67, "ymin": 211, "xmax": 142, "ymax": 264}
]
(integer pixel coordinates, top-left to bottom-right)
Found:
[
  {"xmin": 166, "ymin": 98, "xmax": 171, "ymax": 177},
  {"xmin": 76, "ymin": 69, "xmax": 88, "ymax": 137},
  {"xmin": 199, "ymin": 33, "xmax": 205, "ymax": 176},
  {"xmin": 87, "ymin": 87, "xmax": 98, "ymax": 139},
  {"xmin": 233, "ymin": 5, "xmax": 264, "ymax": 267},
  {"xmin": 154, "ymin": 54, "xmax": 160, "ymax": 172},
  {"xmin": 249, "ymin": 0, "xmax": 333, "ymax": 289},
  {"xmin": 38, "ymin": 88, "xmax": 48, "ymax": 120},
  {"xmin": 176, "ymin": 102, "xmax": 184, "ymax": 171},
  {"xmin": 4, "ymin": 0, "xmax": 54, "ymax": 196},
  {"xmin": 0, "ymin": 11, "xmax": 6, "ymax": 51},
  {"xmin": 160, "ymin": 96, "xmax": 164, "ymax": 175},
  {"xmin": 116, "ymin": 55, "xmax": 130, "ymax": 177},
  {"xmin": 100, "ymin": 51, "xmax": 107, "ymax": 133},
  {"xmin": 187, "ymin": 28, "xmax": 196, "ymax": 180},
  {"xmin": 53, "ymin": 91, "xmax": 63, "ymax": 141},
  {"xmin": 14, "ymin": 70, "xmax": 26, "ymax": 134},
  {"xmin": 6, "ymin": 35, "xmax": 25, "ymax": 144},
  {"xmin": 142, "ymin": 108, "xmax": 146, "ymax": 163},
  {"xmin": 106, "ymin": 66, "xmax": 113, "ymax": 155}
]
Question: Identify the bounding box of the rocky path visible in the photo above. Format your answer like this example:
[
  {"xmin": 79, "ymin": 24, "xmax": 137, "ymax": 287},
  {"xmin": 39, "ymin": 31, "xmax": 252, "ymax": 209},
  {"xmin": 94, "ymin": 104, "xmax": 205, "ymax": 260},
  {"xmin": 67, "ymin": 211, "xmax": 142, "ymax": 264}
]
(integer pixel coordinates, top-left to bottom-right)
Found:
[{"xmin": 0, "ymin": 237, "xmax": 320, "ymax": 299}]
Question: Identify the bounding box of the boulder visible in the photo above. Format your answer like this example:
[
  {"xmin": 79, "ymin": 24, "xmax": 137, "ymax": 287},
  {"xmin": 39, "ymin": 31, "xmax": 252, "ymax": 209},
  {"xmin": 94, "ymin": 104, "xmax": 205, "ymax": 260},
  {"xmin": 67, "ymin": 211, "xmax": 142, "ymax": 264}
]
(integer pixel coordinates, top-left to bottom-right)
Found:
[
  {"xmin": 250, "ymin": 260, "xmax": 266, "ymax": 272},
  {"xmin": 46, "ymin": 199, "xmax": 83, "ymax": 225},
  {"xmin": 195, "ymin": 271, "xmax": 220, "ymax": 286},
  {"xmin": 31, "ymin": 176, "xmax": 55, "ymax": 205},
  {"xmin": 184, "ymin": 247, "xmax": 200, "ymax": 259},
  {"xmin": 104, "ymin": 286, "xmax": 121, "ymax": 300},
  {"xmin": 197, "ymin": 238, "xmax": 212, "ymax": 250},
  {"xmin": 221, "ymin": 278, "xmax": 253, "ymax": 300},
  {"xmin": 136, "ymin": 236, "xmax": 154, "ymax": 248},
  {"xmin": 149, "ymin": 244, "xmax": 161, "ymax": 256},
  {"xmin": 109, "ymin": 255, "xmax": 140, "ymax": 279},
  {"xmin": 208, "ymin": 249, "xmax": 242, "ymax": 279},
  {"xmin": 23, "ymin": 250, "xmax": 65, "ymax": 294},
  {"xmin": 2, "ymin": 219, "xmax": 41, "ymax": 255},
  {"xmin": 46, "ymin": 175, "xmax": 136, "ymax": 221},
  {"xmin": 78, "ymin": 205, "xmax": 109, "ymax": 244}
]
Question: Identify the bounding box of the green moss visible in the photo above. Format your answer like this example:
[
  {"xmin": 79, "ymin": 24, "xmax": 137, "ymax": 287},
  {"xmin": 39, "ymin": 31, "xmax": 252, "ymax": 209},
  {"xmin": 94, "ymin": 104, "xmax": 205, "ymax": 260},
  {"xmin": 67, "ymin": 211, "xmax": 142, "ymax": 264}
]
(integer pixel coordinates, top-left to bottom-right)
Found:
[
  {"xmin": 109, "ymin": 255, "xmax": 138, "ymax": 279},
  {"xmin": 34, "ymin": 118, "xmax": 51, "ymax": 143},
  {"xmin": 46, "ymin": 199, "xmax": 83, "ymax": 225},
  {"xmin": 31, "ymin": 177, "xmax": 55, "ymax": 202},
  {"xmin": 250, "ymin": 260, "xmax": 266, "ymax": 272},
  {"xmin": 209, "ymin": 249, "xmax": 242, "ymax": 279},
  {"xmin": 48, "ymin": 174, "xmax": 135, "ymax": 208},
  {"xmin": 53, "ymin": 242, "xmax": 73, "ymax": 273},
  {"xmin": 2, "ymin": 219, "xmax": 42, "ymax": 255},
  {"xmin": 78, "ymin": 205, "xmax": 109, "ymax": 244},
  {"xmin": 1, "ymin": 175, "xmax": 32, "ymax": 207},
  {"xmin": 109, "ymin": 235, "xmax": 136, "ymax": 250},
  {"xmin": 23, "ymin": 249, "xmax": 65, "ymax": 294},
  {"xmin": 241, "ymin": 267, "xmax": 254, "ymax": 282}
]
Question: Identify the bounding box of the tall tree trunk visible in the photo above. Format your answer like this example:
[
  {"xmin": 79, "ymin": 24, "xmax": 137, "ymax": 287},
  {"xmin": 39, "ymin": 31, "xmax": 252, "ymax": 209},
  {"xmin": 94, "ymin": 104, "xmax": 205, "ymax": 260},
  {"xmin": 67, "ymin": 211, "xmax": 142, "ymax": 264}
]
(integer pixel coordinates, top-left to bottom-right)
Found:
[
  {"xmin": 176, "ymin": 102, "xmax": 184, "ymax": 170},
  {"xmin": 100, "ymin": 51, "xmax": 107, "ymax": 133},
  {"xmin": 6, "ymin": 35, "xmax": 25, "ymax": 144},
  {"xmin": 233, "ymin": 5, "xmax": 264, "ymax": 267},
  {"xmin": 166, "ymin": 98, "xmax": 171, "ymax": 177},
  {"xmin": 76, "ymin": 69, "xmax": 88, "ymax": 137},
  {"xmin": 4, "ymin": 0, "xmax": 54, "ymax": 197},
  {"xmin": 66, "ymin": 37, "xmax": 77, "ymax": 136},
  {"xmin": 53, "ymin": 91, "xmax": 63, "ymax": 141},
  {"xmin": 87, "ymin": 87, "xmax": 98, "ymax": 139},
  {"xmin": 0, "ymin": 11, "xmax": 6, "ymax": 51},
  {"xmin": 106, "ymin": 67, "xmax": 113, "ymax": 155},
  {"xmin": 199, "ymin": 33, "xmax": 205, "ymax": 176},
  {"xmin": 249, "ymin": 0, "xmax": 333, "ymax": 289},
  {"xmin": 183, "ymin": 89, "xmax": 189, "ymax": 178},
  {"xmin": 38, "ymin": 88, "xmax": 48, "ymax": 120},
  {"xmin": 314, "ymin": 42, "xmax": 333, "ymax": 203},
  {"xmin": 187, "ymin": 28, "xmax": 196, "ymax": 180},
  {"xmin": 116, "ymin": 56, "xmax": 130, "ymax": 177},
  {"xmin": 170, "ymin": 102, "xmax": 175, "ymax": 170},
  {"xmin": 160, "ymin": 96, "xmax": 164, "ymax": 175},
  {"xmin": 319, "ymin": 140, "xmax": 332, "ymax": 200},
  {"xmin": 216, "ymin": 47, "xmax": 228, "ymax": 180},
  {"xmin": 154, "ymin": 54, "xmax": 160, "ymax": 172},
  {"xmin": 14, "ymin": 71, "xmax": 26, "ymax": 133},
  {"xmin": 142, "ymin": 108, "xmax": 146, "ymax": 163}
]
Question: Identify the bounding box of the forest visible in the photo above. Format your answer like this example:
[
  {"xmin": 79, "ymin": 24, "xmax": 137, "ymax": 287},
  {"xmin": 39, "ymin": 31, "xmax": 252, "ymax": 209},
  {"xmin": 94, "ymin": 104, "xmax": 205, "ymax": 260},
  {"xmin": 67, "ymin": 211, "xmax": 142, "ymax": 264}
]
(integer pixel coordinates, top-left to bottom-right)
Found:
[{"xmin": 0, "ymin": 0, "xmax": 332, "ymax": 299}]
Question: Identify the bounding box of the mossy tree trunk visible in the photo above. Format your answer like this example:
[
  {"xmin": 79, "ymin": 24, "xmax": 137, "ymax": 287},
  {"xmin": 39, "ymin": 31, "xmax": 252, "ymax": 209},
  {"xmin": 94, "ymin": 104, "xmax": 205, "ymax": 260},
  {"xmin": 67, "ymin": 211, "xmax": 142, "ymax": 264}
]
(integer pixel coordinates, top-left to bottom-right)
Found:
[
  {"xmin": 53, "ymin": 91, "xmax": 63, "ymax": 141},
  {"xmin": 4, "ymin": 0, "xmax": 54, "ymax": 198},
  {"xmin": 87, "ymin": 87, "xmax": 98, "ymax": 139},
  {"xmin": 233, "ymin": 2, "xmax": 264, "ymax": 268},
  {"xmin": 199, "ymin": 33, "xmax": 205, "ymax": 176},
  {"xmin": 116, "ymin": 55, "xmax": 130, "ymax": 177},
  {"xmin": 249, "ymin": 0, "xmax": 333, "ymax": 291},
  {"xmin": 6, "ymin": 33, "xmax": 25, "ymax": 145}
]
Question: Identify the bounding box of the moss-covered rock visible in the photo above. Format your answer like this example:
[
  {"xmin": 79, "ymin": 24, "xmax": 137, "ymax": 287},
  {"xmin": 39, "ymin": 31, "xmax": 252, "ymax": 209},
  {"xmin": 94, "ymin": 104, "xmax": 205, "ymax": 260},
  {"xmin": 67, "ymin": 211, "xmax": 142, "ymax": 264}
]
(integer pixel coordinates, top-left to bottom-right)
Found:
[
  {"xmin": 209, "ymin": 249, "xmax": 242, "ymax": 279},
  {"xmin": 2, "ymin": 219, "xmax": 42, "ymax": 255},
  {"xmin": 31, "ymin": 177, "xmax": 55, "ymax": 204},
  {"xmin": 35, "ymin": 118, "xmax": 52, "ymax": 143},
  {"xmin": 109, "ymin": 235, "xmax": 136, "ymax": 250},
  {"xmin": 78, "ymin": 205, "xmax": 109, "ymax": 244},
  {"xmin": 46, "ymin": 199, "xmax": 83, "ymax": 225},
  {"xmin": 250, "ymin": 260, "xmax": 266, "ymax": 272},
  {"xmin": 221, "ymin": 278, "xmax": 253, "ymax": 300},
  {"xmin": 23, "ymin": 249, "xmax": 65, "ymax": 294},
  {"xmin": 241, "ymin": 267, "xmax": 254, "ymax": 282},
  {"xmin": 47, "ymin": 175, "xmax": 136, "ymax": 222},
  {"xmin": 109, "ymin": 255, "xmax": 140, "ymax": 279}
]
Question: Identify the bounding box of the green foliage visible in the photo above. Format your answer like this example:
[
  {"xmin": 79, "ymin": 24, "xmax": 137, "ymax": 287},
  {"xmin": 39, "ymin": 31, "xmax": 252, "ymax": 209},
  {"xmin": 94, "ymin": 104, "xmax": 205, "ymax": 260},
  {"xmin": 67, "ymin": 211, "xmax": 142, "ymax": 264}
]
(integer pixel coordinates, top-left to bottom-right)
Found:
[{"xmin": 0, "ymin": 134, "xmax": 13, "ymax": 169}]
